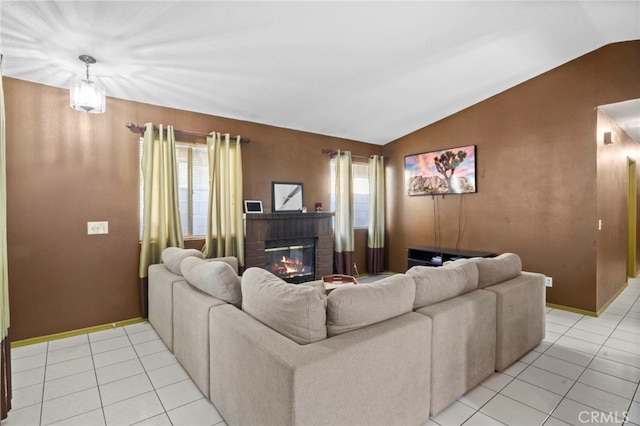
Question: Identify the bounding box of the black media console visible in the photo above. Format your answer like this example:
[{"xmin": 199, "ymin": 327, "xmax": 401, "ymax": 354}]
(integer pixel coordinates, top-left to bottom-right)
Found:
[{"xmin": 407, "ymin": 246, "xmax": 496, "ymax": 269}]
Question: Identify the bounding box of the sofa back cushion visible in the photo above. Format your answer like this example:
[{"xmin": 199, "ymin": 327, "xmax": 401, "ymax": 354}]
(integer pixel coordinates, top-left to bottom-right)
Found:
[
  {"xmin": 161, "ymin": 247, "xmax": 205, "ymax": 275},
  {"xmin": 326, "ymin": 274, "xmax": 415, "ymax": 337},
  {"xmin": 451, "ymin": 253, "xmax": 522, "ymax": 288},
  {"xmin": 407, "ymin": 262, "xmax": 478, "ymax": 309},
  {"xmin": 210, "ymin": 256, "xmax": 239, "ymax": 275},
  {"xmin": 476, "ymin": 253, "xmax": 522, "ymax": 288},
  {"xmin": 180, "ymin": 257, "xmax": 242, "ymax": 307},
  {"xmin": 241, "ymin": 267, "xmax": 327, "ymax": 345}
]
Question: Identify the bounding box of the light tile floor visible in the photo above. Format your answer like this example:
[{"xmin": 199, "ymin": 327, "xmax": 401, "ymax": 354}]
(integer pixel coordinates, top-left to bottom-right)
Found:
[{"xmin": 4, "ymin": 277, "xmax": 640, "ymax": 425}]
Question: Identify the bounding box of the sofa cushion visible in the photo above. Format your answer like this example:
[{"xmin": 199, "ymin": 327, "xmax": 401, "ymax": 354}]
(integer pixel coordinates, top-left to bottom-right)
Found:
[
  {"xmin": 407, "ymin": 262, "xmax": 478, "ymax": 309},
  {"xmin": 241, "ymin": 267, "xmax": 327, "ymax": 345},
  {"xmin": 326, "ymin": 274, "xmax": 415, "ymax": 337},
  {"xmin": 454, "ymin": 253, "xmax": 522, "ymax": 288},
  {"xmin": 180, "ymin": 257, "xmax": 242, "ymax": 308},
  {"xmin": 161, "ymin": 247, "xmax": 205, "ymax": 275}
]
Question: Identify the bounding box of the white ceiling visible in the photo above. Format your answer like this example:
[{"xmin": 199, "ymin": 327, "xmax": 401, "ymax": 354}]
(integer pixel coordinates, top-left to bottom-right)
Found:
[{"xmin": 1, "ymin": 1, "xmax": 639, "ymax": 145}]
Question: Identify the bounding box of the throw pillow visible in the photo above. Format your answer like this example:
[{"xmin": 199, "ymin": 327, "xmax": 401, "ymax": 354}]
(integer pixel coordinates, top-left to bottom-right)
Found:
[
  {"xmin": 161, "ymin": 247, "xmax": 204, "ymax": 275},
  {"xmin": 241, "ymin": 267, "xmax": 327, "ymax": 345},
  {"xmin": 180, "ymin": 257, "xmax": 242, "ymax": 308},
  {"xmin": 326, "ymin": 274, "xmax": 415, "ymax": 337},
  {"xmin": 407, "ymin": 262, "xmax": 478, "ymax": 309}
]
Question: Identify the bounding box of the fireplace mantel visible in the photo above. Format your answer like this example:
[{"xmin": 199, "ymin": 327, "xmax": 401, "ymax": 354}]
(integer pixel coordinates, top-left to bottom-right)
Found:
[
  {"xmin": 245, "ymin": 212, "xmax": 334, "ymax": 220},
  {"xmin": 244, "ymin": 212, "xmax": 334, "ymax": 281}
]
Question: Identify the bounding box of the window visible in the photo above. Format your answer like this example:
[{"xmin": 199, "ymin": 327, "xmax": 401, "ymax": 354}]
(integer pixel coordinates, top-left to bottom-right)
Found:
[
  {"xmin": 330, "ymin": 160, "xmax": 370, "ymax": 229},
  {"xmin": 139, "ymin": 139, "xmax": 209, "ymax": 238}
]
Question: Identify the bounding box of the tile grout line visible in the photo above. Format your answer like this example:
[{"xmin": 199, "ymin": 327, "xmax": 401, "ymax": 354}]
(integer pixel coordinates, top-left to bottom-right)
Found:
[
  {"xmin": 37, "ymin": 326, "xmax": 164, "ymax": 425},
  {"xmin": 88, "ymin": 330, "xmax": 109, "ymax": 426},
  {"xmin": 126, "ymin": 323, "xmax": 173, "ymax": 425},
  {"xmin": 508, "ymin": 285, "xmax": 640, "ymax": 424},
  {"xmin": 130, "ymin": 324, "xmax": 169, "ymax": 425},
  {"xmin": 566, "ymin": 289, "xmax": 639, "ymax": 423},
  {"xmin": 457, "ymin": 361, "xmax": 552, "ymax": 425},
  {"xmin": 568, "ymin": 296, "xmax": 627, "ymax": 415},
  {"xmin": 38, "ymin": 341, "xmax": 49, "ymax": 426},
  {"xmin": 475, "ymin": 376, "xmax": 557, "ymax": 425},
  {"xmin": 616, "ymin": 290, "xmax": 640, "ymax": 426},
  {"xmin": 94, "ymin": 324, "xmax": 159, "ymax": 425},
  {"xmin": 39, "ymin": 334, "xmax": 101, "ymax": 426}
]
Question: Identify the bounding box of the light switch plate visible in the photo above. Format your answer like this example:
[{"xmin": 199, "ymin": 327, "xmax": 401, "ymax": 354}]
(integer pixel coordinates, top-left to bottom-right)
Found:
[{"xmin": 87, "ymin": 221, "xmax": 108, "ymax": 235}]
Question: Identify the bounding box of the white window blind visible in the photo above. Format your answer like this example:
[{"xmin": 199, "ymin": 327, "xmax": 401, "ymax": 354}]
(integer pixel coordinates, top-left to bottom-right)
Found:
[{"xmin": 139, "ymin": 139, "xmax": 209, "ymax": 238}]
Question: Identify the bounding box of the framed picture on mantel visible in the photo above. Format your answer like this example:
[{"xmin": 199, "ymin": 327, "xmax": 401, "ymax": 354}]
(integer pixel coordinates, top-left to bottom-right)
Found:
[{"xmin": 272, "ymin": 182, "xmax": 304, "ymax": 212}]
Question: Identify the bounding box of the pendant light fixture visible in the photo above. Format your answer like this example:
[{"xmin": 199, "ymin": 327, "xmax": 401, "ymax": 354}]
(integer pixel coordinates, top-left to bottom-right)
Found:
[{"xmin": 70, "ymin": 54, "xmax": 105, "ymax": 113}]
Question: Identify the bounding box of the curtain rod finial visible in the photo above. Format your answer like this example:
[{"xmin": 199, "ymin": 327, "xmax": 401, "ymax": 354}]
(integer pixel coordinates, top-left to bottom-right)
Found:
[{"xmin": 126, "ymin": 122, "xmax": 145, "ymax": 134}]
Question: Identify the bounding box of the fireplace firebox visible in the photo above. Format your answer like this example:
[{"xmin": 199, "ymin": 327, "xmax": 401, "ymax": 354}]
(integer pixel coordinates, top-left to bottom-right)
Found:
[
  {"xmin": 244, "ymin": 212, "xmax": 334, "ymax": 282},
  {"xmin": 265, "ymin": 240, "xmax": 315, "ymax": 283}
]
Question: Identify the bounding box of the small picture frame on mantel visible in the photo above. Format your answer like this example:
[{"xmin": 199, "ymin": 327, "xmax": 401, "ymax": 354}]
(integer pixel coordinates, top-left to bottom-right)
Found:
[
  {"xmin": 272, "ymin": 182, "xmax": 304, "ymax": 212},
  {"xmin": 244, "ymin": 200, "xmax": 263, "ymax": 213}
]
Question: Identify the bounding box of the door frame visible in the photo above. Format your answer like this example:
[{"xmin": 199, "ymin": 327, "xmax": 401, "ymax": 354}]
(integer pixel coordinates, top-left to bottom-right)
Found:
[{"xmin": 628, "ymin": 157, "xmax": 637, "ymax": 278}]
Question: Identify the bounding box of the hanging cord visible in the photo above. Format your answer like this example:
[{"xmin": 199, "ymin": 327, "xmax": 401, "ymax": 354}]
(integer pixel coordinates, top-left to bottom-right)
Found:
[
  {"xmin": 436, "ymin": 196, "xmax": 442, "ymax": 253},
  {"xmin": 455, "ymin": 194, "xmax": 465, "ymax": 251},
  {"xmin": 432, "ymin": 195, "xmax": 440, "ymax": 252}
]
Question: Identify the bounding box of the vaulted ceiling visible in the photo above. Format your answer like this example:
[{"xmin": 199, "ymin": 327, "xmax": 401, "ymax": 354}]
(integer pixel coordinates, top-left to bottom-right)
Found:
[{"xmin": 1, "ymin": 1, "xmax": 639, "ymax": 144}]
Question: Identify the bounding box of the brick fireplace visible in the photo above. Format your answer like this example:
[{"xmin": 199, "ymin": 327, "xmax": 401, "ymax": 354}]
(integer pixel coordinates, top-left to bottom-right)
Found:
[{"xmin": 244, "ymin": 212, "xmax": 334, "ymax": 283}]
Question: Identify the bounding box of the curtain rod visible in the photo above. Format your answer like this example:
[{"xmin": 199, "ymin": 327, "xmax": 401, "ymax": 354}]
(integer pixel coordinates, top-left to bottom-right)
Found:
[
  {"xmin": 321, "ymin": 149, "xmax": 380, "ymax": 160},
  {"xmin": 125, "ymin": 122, "xmax": 250, "ymax": 143}
]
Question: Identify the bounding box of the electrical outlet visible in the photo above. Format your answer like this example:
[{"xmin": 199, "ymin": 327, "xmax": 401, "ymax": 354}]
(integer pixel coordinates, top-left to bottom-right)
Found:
[
  {"xmin": 87, "ymin": 221, "xmax": 108, "ymax": 235},
  {"xmin": 545, "ymin": 276, "xmax": 553, "ymax": 287}
]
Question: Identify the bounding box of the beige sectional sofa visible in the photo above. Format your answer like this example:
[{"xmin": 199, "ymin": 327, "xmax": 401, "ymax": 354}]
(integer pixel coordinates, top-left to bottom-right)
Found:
[
  {"xmin": 148, "ymin": 248, "xmax": 239, "ymax": 396},
  {"xmin": 148, "ymin": 249, "xmax": 545, "ymax": 425}
]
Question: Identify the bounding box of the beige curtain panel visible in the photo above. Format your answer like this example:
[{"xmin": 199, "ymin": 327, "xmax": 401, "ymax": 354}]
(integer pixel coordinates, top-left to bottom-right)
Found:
[
  {"xmin": 367, "ymin": 155, "xmax": 385, "ymax": 273},
  {"xmin": 202, "ymin": 133, "xmax": 245, "ymax": 266},
  {"xmin": 334, "ymin": 150, "xmax": 355, "ymax": 275},
  {"xmin": 0, "ymin": 54, "xmax": 12, "ymax": 421},
  {"xmin": 139, "ymin": 123, "xmax": 184, "ymax": 279}
]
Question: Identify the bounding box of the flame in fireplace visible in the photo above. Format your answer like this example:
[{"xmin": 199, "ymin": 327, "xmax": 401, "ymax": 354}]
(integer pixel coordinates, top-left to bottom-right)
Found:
[
  {"xmin": 270, "ymin": 255, "xmax": 310, "ymax": 276},
  {"xmin": 265, "ymin": 244, "xmax": 314, "ymax": 280},
  {"xmin": 280, "ymin": 255, "xmax": 304, "ymax": 274}
]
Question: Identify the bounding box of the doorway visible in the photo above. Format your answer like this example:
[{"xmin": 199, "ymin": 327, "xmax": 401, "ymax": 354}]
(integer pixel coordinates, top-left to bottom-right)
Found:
[{"xmin": 628, "ymin": 158, "xmax": 637, "ymax": 278}]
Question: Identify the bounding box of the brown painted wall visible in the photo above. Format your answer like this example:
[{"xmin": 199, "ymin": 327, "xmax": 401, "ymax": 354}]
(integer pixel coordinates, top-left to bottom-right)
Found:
[
  {"xmin": 383, "ymin": 41, "xmax": 640, "ymax": 313},
  {"xmin": 5, "ymin": 77, "xmax": 381, "ymax": 341},
  {"xmin": 6, "ymin": 41, "xmax": 639, "ymax": 340}
]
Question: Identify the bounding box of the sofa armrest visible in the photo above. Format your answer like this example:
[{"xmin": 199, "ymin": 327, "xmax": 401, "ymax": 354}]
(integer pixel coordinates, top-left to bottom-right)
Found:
[
  {"xmin": 209, "ymin": 305, "xmax": 431, "ymax": 426},
  {"xmin": 173, "ymin": 281, "xmax": 226, "ymax": 397},
  {"xmin": 148, "ymin": 264, "xmax": 186, "ymax": 350}
]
